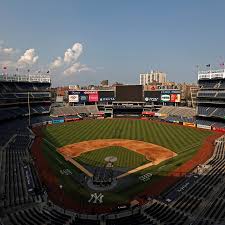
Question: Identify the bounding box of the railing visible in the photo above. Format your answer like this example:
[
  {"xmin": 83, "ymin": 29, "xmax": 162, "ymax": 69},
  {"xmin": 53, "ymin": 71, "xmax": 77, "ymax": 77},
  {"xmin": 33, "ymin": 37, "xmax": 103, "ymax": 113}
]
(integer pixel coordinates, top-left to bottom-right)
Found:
[
  {"xmin": 198, "ymin": 69, "xmax": 225, "ymax": 80},
  {"xmin": 0, "ymin": 74, "xmax": 51, "ymax": 83}
]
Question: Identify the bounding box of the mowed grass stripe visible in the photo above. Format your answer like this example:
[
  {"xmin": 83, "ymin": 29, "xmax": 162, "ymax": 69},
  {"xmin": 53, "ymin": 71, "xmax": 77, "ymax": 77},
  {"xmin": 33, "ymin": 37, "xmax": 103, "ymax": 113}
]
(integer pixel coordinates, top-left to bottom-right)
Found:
[
  {"xmin": 76, "ymin": 146, "xmax": 148, "ymax": 168},
  {"xmin": 43, "ymin": 119, "xmax": 212, "ymax": 153}
]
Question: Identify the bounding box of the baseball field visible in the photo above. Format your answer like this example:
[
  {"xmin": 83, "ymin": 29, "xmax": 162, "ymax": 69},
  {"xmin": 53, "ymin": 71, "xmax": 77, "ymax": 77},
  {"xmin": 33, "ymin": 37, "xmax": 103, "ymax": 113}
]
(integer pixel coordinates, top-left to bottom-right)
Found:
[{"xmin": 39, "ymin": 119, "xmax": 214, "ymax": 207}]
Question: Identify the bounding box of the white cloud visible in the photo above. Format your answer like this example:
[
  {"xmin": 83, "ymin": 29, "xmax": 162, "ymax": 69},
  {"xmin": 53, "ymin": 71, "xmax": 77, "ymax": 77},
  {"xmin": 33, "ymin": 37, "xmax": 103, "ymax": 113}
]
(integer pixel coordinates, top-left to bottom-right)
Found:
[
  {"xmin": 50, "ymin": 56, "xmax": 63, "ymax": 69},
  {"xmin": 64, "ymin": 43, "xmax": 83, "ymax": 63},
  {"xmin": 2, "ymin": 48, "xmax": 15, "ymax": 54},
  {"xmin": 49, "ymin": 42, "xmax": 94, "ymax": 76},
  {"xmin": 63, "ymin": 62, "xmax": 93, "ymax": 75},
  {"xmin": 18, "ymin": 48, "xmax": 39, "ymax": 66}
]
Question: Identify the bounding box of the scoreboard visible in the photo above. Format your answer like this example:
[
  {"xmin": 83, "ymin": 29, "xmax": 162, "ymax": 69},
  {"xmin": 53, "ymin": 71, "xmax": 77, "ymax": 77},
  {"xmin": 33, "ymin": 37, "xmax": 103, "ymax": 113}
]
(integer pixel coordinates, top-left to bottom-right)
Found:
[{"xmin": 116, "ymin": 85, "xmax": 143, "ymax": 102}]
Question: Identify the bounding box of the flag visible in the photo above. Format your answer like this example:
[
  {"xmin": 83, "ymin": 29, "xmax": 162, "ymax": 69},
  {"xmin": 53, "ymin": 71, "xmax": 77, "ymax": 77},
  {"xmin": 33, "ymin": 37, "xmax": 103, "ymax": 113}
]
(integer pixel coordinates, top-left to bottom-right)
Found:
[{"xmin": 206, "ymin": 64, "xmax": 210, "ymax": 67}]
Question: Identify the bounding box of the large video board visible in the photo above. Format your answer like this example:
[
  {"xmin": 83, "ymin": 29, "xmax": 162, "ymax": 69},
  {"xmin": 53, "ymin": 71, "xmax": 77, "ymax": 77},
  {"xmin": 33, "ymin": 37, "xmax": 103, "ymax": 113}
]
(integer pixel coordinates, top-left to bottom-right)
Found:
[{"xmin": 116, "ymin": 85, "xmax": 143, "ymax": 102}]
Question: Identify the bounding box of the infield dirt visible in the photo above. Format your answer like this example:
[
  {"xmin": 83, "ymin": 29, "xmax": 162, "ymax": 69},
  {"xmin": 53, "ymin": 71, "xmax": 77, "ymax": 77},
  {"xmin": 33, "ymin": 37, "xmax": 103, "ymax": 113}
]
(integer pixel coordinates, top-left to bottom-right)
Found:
[{"xmin": 58, "ymin": 139, "xmax": 177, "ymax": 165}]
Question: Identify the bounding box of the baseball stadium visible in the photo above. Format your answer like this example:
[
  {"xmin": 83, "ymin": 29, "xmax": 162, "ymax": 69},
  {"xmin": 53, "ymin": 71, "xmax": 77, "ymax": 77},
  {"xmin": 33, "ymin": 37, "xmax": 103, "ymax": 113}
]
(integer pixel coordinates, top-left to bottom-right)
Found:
[{"xmin": 1, "ymin": 70, "xmax": 225, "ymax": 225}]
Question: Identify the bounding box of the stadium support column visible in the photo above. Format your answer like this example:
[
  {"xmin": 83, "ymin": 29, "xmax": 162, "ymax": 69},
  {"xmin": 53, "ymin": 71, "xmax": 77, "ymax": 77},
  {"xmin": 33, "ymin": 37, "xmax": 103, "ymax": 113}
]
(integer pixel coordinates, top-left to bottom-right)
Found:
[{"xmin": 28, "ymin": 91, "xmax": 31, "ymax": 127}]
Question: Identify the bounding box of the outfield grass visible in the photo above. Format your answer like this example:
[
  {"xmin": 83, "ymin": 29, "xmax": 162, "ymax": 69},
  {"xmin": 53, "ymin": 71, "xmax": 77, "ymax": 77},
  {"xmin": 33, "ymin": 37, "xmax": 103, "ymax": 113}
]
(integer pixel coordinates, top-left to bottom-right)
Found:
[
  {"xmin": 41, "ymin": 119, "xmax": 213, "ymax": 205},
  {"xmin": 76, "ymin": 146, "xmax": 149, "ymax": 169},
  {"xmin": 43, "ymin": 119, "xmax": 212, "ymax": 153}
]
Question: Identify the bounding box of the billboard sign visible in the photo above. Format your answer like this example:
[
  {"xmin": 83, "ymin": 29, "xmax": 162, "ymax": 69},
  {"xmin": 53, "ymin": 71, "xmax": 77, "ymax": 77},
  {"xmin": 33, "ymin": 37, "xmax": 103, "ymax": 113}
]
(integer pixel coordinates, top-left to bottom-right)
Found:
[
  {"xmin": 212, "ymin": 127, "xmax": 225, "ymax": 132},
  {"xmin": 183, "ymin": 122, "xmax": 196, "ymax": 127},
  {"xmin": 170, "ymin": 94, "xmax": 181, "ymax": 103},
  {"xmin": 68, "ymin": 90, "xmax": 99, "ymax": 103},
  {"xmin": 197, "ymin": 124, "xmax": 211, "ymax": 130},
  {"xmin": 99, "ymin": 97, "xmax": 115, "ymax": 101},
  {"xmin": 161, "ymin": 94, "xmax": 170, "ymax": 102},
  {"xmin": 69, "ymin": 94, "xmax": 79, "ymax": 102},
  {"xmin": 99, "ymin": 90, "xmax": 115, "ymax": 102},
  {"xmin": 144, "ymin": 91, "xmax": 161, "ymax": 103},
  {"xmin": 79, "ymin": 93, "xmax": 88, "ymax": 102},
  {"xmin": 161, "ymin": 90, "xmax": 180, "ymax": 94},
  {"xmin": 52, "ymin": 118, "xmax": 64, "ymax": 124},
  {"xmin": 89, "ymin": 93, "xmax": 99, "ymax": 102}
]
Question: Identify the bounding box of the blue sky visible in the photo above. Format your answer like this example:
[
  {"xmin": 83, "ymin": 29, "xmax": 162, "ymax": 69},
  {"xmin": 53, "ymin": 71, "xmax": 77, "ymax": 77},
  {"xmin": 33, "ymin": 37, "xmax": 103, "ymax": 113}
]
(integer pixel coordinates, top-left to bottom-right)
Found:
[{"xmin": 0, "ymin": 0, "xmax": 225, "ymax": 86}]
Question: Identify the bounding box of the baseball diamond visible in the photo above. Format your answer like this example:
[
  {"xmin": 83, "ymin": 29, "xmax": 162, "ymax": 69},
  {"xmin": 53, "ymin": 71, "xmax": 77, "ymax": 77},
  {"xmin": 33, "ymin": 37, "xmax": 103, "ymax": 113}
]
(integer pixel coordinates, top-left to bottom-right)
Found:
[{"xmin": 38, "ymin": 119, "xmax": 214, "ymax": 207}]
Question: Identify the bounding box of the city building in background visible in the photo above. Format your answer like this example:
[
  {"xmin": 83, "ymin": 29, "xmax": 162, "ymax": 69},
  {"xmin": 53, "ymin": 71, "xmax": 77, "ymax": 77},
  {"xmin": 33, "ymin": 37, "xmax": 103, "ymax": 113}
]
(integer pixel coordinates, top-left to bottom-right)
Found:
[
  {"xmin": 100, "ymin": 80, "xmax": 109, "ymax": 87},
  {"xmin": 140, "ymin": 70, "xmax": 166, "ymax": 85}
]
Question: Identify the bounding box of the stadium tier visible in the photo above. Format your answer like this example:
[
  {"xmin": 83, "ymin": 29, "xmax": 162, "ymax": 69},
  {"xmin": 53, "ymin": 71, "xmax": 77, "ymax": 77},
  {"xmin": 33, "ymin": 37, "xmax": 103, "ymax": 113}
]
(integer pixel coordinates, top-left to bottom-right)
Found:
[
  {"xmin": 196, "ymin": 69, "xmax": 225, "ymax": 129},
  {"xmin": 0, "ymin": 74, "xmax": 51, "ymax": 121}
]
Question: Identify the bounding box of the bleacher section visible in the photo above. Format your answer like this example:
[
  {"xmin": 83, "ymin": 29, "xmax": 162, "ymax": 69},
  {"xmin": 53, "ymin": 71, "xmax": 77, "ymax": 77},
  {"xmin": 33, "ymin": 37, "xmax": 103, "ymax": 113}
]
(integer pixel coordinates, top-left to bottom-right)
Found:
[
  {"xmin": 158, "ymin": 106, "xmax": 196, "ymax": 117},
  {"xmin": 157, "ymin": 106, "xmax": 195, "ymax": 123},
  {"xmin": 51, "ymin": 105, "xmax": 99, "ymax": 117},
  {"xmin": 164, "ymin": 116, "xmax": 194, "ymax": 123}
]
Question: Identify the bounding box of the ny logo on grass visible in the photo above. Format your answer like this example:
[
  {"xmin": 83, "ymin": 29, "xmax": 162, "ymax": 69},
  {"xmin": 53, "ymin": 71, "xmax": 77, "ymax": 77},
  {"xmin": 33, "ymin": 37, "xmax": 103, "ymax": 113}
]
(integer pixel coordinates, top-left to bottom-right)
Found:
[{"xmin": 88, "ymin": 193, "xmax": 104, "ymax": 204}]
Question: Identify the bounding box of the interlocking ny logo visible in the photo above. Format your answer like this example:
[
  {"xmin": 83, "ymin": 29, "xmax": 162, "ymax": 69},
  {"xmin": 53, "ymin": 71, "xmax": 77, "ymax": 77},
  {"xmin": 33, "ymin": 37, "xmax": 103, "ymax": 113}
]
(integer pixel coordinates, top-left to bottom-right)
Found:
[{"xmin": 88, "ymin": 193, "xmax": 104, "ymax": 204}]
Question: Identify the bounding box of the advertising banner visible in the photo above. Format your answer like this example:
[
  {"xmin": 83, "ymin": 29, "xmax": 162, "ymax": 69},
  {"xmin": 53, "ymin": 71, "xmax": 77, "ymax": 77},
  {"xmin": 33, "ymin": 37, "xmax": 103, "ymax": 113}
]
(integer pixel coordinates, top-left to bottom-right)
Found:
[
  {"xmin": 161, "ymin": 94, "xmax": 170, "ymax": 102},
  {"xmin": 89, "ymin": 93, "xmax": 99, "ymax": 102},
  {"xmin": 69, "ymin": 94, "xmax": 79, "ymax": 103},
  {"xmin": 68, "ymin": 90, "xmax": 99, "ymax": 103},
  {"xmin": 99, "ymin": 90, "xmax": 115, "ymax": 102},
  {"xmin": 161, "ymin": 90, "xmax": 181, "ymax": 94},
  {"xmin": 99, "ymin": 97, "xmax": 115, "ymax": 101},
  {"xmin": 144, "ymin": 91, "xmax": 161, "ymax": 103},
  {"xmin": 142, "ymin": 111, "xmax": 155, "ymax": 116},
  {"xmin": 79, "ymin": 93, "xmax": 88, "ymax": 102},
  {"xmin": 212, "ymin": 127, "xmax": 225, "ymax": 132},
  {"xmin": 183, "ymin": 122, "xmax": 196, "ymax": 127},
  {"xmin": 197, "ymin": 124, "xmax": 211, "ymax": 130},
  {"xmin": 159, "ymin": 113, "xmax": 168, "ymax": 117},
  {"xmin": 170, "ymin": 94, "xmax": 181, "ymax": 103},
  {"xmin": 52, "ymin": 118, "xmax": 64, "ymax": 124},
  {"xmin": 154, "ymin": 113, "xmax": 161, "ymax": 117}
]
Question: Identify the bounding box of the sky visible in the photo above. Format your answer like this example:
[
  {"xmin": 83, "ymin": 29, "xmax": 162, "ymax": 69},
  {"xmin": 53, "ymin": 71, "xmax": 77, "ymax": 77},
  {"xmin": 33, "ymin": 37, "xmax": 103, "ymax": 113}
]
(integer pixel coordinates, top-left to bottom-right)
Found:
[{"xmin": 0, "ymin": 0, "xmax": 225, "ymax": 87}]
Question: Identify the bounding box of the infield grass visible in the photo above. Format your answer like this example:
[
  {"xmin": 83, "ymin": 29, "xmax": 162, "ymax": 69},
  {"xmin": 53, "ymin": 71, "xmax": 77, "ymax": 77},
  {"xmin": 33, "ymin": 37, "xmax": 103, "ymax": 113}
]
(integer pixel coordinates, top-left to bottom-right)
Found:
[{"xmin": 76, "ymin": 146, "xmax": 149, "ymax": 169}]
